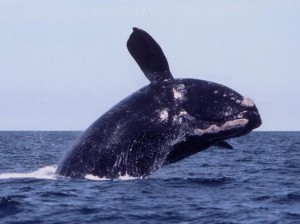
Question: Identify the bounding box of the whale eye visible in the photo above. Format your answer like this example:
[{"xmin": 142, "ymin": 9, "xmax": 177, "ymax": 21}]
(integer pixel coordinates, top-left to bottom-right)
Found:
[{"xmin": 183, "ymin": 81, "xmax": 243, "ymax": 122}]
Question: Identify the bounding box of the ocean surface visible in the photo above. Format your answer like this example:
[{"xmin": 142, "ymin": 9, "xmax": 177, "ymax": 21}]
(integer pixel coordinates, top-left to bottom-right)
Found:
[{"xmin": 0, "ymin": 131, "xmax": 299, "ymax": 224}]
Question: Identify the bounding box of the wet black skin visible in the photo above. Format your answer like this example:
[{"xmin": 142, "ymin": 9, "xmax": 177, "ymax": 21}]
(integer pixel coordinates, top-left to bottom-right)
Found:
[{"xmin": 56, "ymin": 28, "xmax": 262, "ymax": 179}]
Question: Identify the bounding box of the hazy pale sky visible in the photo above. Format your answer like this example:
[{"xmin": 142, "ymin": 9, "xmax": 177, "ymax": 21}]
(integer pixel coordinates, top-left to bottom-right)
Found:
[{"xmin": 0, "ymin": 1, "xmax": 299, "ymax": 131}]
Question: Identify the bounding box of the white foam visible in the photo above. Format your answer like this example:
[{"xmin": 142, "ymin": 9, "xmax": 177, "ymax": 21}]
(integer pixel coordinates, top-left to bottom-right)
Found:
[
  {"xmin": 0, "ymin": 165, "xmax": 57, "ymax": 180},
  {"xmin": 194, "ymin": 119, "xmax": 249, "ymax": 136},
  {"xmin": 117, "ymin": 173, "xmax": 138, "ymax": 180},
  {"xmin": 84, "ymin": 174, "xmax": 110, "ymax": 180},
  {"xmin": 0, "ymin": 166, "xmax": 138, "ymax": 181},
  {"xmin": 84, "ymin": 172, "xmax": 138, "ymax": 181}
]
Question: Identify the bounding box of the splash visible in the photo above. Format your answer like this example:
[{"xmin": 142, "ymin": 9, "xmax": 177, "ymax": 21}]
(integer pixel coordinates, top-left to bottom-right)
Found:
[
  {"xmin": 0, "ymin": 166, "xmax": 57, "ymax": 180},
  {"xmin": 85, "ymin": 172, "xmax": 138, "ymax": 181},
  {"xmin": 118, "ymin": 172, "xmax": 138, "ymax": 180},
  {"xmin": 0, "ymin": 167, "xmax": 139, "ymax": 181},
  {"xmin": 84, "ymin": 174, "xmax": 110, "ymax": 181}
]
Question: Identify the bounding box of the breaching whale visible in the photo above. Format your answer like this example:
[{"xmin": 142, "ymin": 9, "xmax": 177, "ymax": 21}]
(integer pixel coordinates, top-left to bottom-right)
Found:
[{"xmin": 56, "ymin": 28, "xmax": 262, "ymax": 179}]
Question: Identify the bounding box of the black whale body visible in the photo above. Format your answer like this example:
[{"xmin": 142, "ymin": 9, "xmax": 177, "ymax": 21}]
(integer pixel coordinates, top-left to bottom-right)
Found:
[{"xmin": 56, "ymin": 28, "xmax": 262, "ymax": 179}]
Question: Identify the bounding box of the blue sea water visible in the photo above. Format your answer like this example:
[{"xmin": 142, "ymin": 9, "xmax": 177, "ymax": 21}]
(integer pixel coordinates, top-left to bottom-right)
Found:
[{"xmin": 0, "ymin": 131, "xmax": 299, "ymax": 224}]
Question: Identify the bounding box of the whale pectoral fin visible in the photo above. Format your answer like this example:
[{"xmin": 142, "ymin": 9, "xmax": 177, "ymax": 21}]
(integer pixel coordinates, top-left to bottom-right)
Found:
[
  {"xmin": 164, "ymin": 137, "xmax": 211, "ymax": 165},
  {"xmin": 214, "ymin": 141, "xmax": 234, "ymax": 149},
  {"xmin": 127, "ymin": 27, "xmax": 174, "ymax": 83}
]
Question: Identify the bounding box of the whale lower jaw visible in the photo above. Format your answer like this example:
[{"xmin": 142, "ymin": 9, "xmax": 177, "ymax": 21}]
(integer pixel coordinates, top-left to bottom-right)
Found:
[{"xmin": 193, "ymin": 118, "xmax": 249, "ymax": 137}]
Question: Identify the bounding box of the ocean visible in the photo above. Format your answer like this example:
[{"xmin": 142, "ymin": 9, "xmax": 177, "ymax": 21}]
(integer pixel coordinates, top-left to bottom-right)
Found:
[{"xmin": 0, "ymin": 131, "xmax": 299, "ymax": 224}]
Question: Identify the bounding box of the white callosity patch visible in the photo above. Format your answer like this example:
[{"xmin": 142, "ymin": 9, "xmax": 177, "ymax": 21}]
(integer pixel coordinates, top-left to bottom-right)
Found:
[
  {"xmin": 193, "ymin": 119, "xmax": 249, "ymax": 136},
  {"xmin": 159, "ymin": 109, "xmax": 169, "ymax": 122},
  {"xmin": 172, "ymin": 84, "xmax": 185, "ymax": 100},
  {"xmin": 241, "ymin": 98, "xmax": 255, "ymax": 107},
  {"xmin": 222, "ymin": 93, "xmax": 251, "ymax": 106}
]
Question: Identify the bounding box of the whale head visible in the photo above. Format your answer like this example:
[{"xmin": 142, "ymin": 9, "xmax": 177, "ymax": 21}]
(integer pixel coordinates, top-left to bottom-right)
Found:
[
  {"xmin": 162, "ymin": 79, "xmax": 261, "ymax": 164},
  {"xmin": 181, "ymin": 79, "xmax": 261, "ymax": 137}
]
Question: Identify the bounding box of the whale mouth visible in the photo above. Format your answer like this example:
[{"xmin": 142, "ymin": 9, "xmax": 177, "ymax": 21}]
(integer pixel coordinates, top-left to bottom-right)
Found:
[
  {"xmin": 164, "ymin": 110, "xmax": 261, "ymax": 166},
  {"xmin": 193, "ymin": 110, "xmax": 262, "ymax": 139},
  {"xmin": 194, "ymin": 118, "xmax": 249, "ymax": 137}
]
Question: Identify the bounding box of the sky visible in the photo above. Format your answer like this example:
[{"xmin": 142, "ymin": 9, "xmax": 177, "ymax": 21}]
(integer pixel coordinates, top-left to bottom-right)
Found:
[{"xmin": 0, "ymin": 0, "xmax": 299, "ymax": 131}]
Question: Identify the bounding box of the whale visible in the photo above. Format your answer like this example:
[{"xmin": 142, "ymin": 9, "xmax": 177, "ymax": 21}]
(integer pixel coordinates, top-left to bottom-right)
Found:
[{"xmin": 56, "ymin": 28, "xmax": 262, "ymax": 179}]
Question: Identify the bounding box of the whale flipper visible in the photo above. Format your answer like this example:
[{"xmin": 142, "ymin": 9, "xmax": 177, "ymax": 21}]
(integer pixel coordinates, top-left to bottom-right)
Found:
[{"xmin": 127, "ymin": 27, "xmax": 173, "ymax": 83}]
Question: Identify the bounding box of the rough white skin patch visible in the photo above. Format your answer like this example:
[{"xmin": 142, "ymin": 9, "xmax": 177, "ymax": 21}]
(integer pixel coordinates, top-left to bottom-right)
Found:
[
  {"xmin": 224, "ymin": 107, "xmax": 233, "ymax": 117},
  {"xmin": 179, "ymin": 110, "xmax": 187, "ymax": 116},
  {"xmin": 172, "ymin": 84, "xmax": 185, "ymax": 100},
  {"xmin": 173, "ymin": 115, "xmax": 181, "ymax": 123},
  {"xmin": 173, "ymin": 110, "xmax": 188, "ymax": 123},
  {"xmin": 173, "ymin": 89, "xmax": 183, "ymax": 99},
  {"xmin": 241, "ymin": 98, "xmax": 255, "ymax": 107},
  {"xmin": 159, "ymin": 109, "xmax": 169, "ymax": 121},
  {"xmin": 194, "ymin": 119, "xmax": 249, "ymax": 136}
]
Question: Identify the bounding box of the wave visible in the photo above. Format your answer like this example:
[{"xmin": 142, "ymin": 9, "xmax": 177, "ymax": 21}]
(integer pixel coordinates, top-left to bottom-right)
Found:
[
  {"xmin": 1, "ymin": 167, "xmax": 227, "ymax": 182},
  {"xmin": 156, "ymin": 176, "xmax": 233, "ymax": 187}
]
